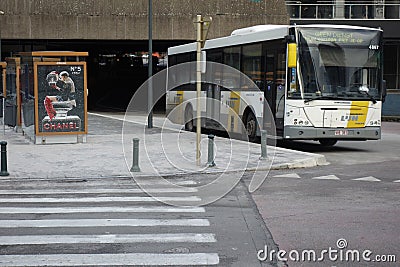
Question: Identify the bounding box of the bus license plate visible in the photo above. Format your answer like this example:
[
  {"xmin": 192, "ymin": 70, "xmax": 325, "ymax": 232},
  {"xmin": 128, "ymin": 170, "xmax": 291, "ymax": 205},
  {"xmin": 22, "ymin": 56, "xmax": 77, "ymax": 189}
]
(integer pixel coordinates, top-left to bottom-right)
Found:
[{"xmin": 335, "ymin": 130, "xmax": 348, "ymax": 136}]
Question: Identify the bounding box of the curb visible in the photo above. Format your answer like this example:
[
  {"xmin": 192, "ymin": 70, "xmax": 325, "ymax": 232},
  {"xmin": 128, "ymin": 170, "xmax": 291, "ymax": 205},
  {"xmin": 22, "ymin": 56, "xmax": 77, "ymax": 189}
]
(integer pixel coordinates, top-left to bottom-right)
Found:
[{"xmin": 2, "ymin": 153, "xmax": 328, "ymax": 180}]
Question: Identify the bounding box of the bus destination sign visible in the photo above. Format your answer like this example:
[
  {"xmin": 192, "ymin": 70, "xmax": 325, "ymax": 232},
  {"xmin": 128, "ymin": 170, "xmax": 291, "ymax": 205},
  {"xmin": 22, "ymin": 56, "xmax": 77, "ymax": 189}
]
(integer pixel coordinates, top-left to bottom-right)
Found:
[{"xmin": 299, "ymin": 28, "xmax": 380, "ymax": 46}]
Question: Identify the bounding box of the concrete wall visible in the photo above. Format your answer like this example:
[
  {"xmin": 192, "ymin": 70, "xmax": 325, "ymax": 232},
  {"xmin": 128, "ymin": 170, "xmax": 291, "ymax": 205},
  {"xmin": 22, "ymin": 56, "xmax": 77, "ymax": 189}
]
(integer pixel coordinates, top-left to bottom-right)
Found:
[{"xmin": 0, "ymin": 0, "xmax": 289, "ymax": 40}]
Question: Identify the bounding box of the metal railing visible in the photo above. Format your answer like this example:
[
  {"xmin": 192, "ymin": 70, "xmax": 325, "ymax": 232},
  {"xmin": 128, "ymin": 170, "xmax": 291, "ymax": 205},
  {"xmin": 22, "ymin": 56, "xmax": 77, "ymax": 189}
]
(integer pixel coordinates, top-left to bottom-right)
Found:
[{"xmin": 286, "ymin": 1, "xmax": 400, "ymax": 20}]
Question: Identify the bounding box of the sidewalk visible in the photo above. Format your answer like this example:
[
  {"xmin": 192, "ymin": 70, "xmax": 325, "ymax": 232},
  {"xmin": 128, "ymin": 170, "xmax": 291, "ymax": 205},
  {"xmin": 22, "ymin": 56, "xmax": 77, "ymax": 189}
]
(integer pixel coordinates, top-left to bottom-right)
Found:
[{"xmin": 1, "ymin": 112, "xmax": 327, "ymax": 179}]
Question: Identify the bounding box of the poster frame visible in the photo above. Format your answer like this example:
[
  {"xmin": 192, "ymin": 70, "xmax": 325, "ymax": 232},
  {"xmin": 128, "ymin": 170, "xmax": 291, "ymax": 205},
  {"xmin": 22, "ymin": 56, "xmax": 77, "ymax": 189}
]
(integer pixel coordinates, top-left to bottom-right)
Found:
[{"xmin": 34, "ymin": 61, "xmax": 88, "ymax": 136}]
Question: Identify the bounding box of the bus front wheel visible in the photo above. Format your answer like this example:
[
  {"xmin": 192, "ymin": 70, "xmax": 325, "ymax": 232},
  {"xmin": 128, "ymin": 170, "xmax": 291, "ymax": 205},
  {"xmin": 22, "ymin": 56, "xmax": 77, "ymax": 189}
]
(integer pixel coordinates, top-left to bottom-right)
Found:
[{"xmin": 319, "ymin": 139, "xmax": 337, "ymax": 146}]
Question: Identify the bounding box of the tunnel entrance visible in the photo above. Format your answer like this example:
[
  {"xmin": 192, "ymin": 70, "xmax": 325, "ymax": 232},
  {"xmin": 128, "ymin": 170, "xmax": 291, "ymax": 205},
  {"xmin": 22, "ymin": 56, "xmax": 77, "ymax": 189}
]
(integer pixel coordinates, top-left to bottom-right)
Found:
[
  {"xmin": 89, "ymin": 52, "xmax": 165, "ymax": 112},
  {"xmin": 3, "ymin": 39, "xmax": 190, "ymax": 113}
]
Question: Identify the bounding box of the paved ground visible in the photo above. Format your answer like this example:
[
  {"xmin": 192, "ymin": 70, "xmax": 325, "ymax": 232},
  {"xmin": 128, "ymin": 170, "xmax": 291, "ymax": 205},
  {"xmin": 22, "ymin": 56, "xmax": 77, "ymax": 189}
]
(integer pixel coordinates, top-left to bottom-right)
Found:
[{"xmin": 1, "ymin": 112, "xmax": 327, "ymax": 180}]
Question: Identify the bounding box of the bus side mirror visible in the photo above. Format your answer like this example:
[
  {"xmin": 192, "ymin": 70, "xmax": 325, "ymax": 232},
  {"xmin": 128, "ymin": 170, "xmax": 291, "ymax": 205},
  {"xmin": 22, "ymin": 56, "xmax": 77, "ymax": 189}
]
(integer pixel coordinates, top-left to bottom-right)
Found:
[{"xmin": 382, "ymin": 80, "xmax": 387, "ymax": 103}]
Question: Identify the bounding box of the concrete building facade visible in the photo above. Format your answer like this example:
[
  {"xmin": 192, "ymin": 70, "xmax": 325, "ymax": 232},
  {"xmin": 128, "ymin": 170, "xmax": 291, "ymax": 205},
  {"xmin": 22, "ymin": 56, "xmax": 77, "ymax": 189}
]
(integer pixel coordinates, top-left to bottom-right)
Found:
[
  {"xmin": 0, "ymin": 0, "xmax": 288, "ymax": 45},
  {"xmin": 0, "ymin": 0, "xmax": 289, "ymax": 110}
]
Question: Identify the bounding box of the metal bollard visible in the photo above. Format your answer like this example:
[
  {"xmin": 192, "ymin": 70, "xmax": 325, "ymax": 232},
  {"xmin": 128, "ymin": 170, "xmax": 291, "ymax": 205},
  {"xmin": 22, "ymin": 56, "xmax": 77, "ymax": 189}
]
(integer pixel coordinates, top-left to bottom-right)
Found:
[
  {"xmin": 260, "ymin": 130, "xmax": 268, "ymax": 160},
  {"xmin": 130, "ymin": 138, "xmax": 141, "ymax": 172},
  {"xmin": 207, "ymin": 134, "xmax": 216, "ymax": 167},
  {"xmin": 0, "ymin": 141, "xmax": 9, "ymax": 176}
]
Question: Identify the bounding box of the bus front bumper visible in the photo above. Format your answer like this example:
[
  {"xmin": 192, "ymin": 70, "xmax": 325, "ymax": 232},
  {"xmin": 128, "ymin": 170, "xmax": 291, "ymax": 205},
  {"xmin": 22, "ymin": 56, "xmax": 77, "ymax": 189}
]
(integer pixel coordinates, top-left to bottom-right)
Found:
[{"xmin": 284, "ymin": 126, "xmax": 381, "ymax": 140}]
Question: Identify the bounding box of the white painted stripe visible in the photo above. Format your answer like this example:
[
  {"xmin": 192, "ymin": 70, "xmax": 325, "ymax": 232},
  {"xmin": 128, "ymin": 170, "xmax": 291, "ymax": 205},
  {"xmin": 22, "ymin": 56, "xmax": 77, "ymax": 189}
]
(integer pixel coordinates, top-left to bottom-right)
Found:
[
  {"xmin": 0, "ymin": 233, "xmax": 217, "ymax": 245},
  {"xmin": 352, "ymin": 176, "xmax": 381, "ymax": 182},
  {"xmin": 0, "ymin": 196, "xmax": 201, "ymax": 203},
  {"xmin": 273, "ymin": 173, "xmax": 301, "ymax": 179},
  {"xmin": 0, "ymin": 253, "xmax": 220, "ymax": 266},
  {"xmin": 0, "ymin": 179, "xmax": 198, "ymax": 186},
  {"xmin": 90, "ymin": 112, "xmax": 181, "ymax": 132},
  {"xmin": 312, "ymin": 175, "xmax": 340, "ymax": 180},
  {"xmin": 0, "ymin": 188, "xmax": 198, "ymax": 195},
  {"xmin": 0, "ymin": 206, "xmax": 205, "ymax": 214},
  {"xmin": 394, "ymin": 180, "xmax": 400, "ymax": 183},
  {"xmin": 0, "ymin": 219, "xmax": 210, "ymax": 228},
  {"xmin": 130, "ymin": 178, "xmax": 198, "ymax": 186}
]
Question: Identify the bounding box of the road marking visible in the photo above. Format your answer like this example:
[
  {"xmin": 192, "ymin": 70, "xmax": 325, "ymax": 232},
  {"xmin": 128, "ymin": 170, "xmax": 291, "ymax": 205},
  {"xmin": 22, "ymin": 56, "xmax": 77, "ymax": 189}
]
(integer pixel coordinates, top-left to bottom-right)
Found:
[
  {"xmin": 0, "ymin": 253, "xmax": 220, "ymax": 266},
  {"xmin": 394, "ymin": 180, "xmax": 400, "ymax": 183},
  {"xmin": 273, "ymin": 173, "xmax": 301, "ymax": 179},
  {"xmin": 352, "ymin": 176, "xmax": 381, "ymax": 182},
  {"xmin": 0, "ymin": 219, "xmax": 210, "ymax": 228},
  {"xmin": 0, "ymin": 196, "xmax": 201, "ymax": 203},
  {"xmin": 0, "ymin": 233, "xmax": 217, "ymax": 245},
  {"xmin": 90, "ymin": 112, "xmax": 181, "ymax": 132},
  {"xmin": 311, "ymin": 175, "xmax": 340, "ymax": 180},
  {"xmin": 0, "ymin": 188, "xmax": 198, "ymax": 195},
  {"xmin": 132, "ymin": 180, "xmax": 198, "ymax": 186},
  {"xmin": 0, "ymin": 206, "xmax": 205, "ymax": 214},
  {"xmin": 0, "ymin": 179, "xmax": 198, "ymax": 186}
]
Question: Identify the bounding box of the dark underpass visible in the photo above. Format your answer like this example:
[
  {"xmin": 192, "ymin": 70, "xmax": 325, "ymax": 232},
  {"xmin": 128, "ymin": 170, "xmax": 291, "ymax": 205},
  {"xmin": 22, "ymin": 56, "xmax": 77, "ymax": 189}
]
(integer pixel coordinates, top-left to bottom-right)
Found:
[{"xmin": 3, "ymin": 39, "xmax": 190, "ymax": 113}]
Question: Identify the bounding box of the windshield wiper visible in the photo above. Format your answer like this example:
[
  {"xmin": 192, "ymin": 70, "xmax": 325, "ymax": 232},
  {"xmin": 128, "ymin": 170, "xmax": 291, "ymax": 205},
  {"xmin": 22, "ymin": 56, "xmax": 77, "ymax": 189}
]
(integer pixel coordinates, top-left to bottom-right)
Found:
[
  {"xmin": 304, "ymin": 96, "xmax": 347, "ymax": 103},
  {"xmin": 333, "ymin": 90, "xmax": 378, "ymax": 104},
  {"xmin": 350, "ymin": 84, "xmax": 378, "ymax": 104},
  {"xmin": 360, "ymin": 91, "xmax": 377, "ymax": 104}
]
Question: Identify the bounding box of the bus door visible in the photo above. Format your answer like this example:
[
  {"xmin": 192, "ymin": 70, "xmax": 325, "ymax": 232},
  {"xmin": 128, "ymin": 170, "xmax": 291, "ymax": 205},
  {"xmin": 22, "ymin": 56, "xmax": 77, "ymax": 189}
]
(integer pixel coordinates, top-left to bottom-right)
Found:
[
  {"xmin": 264, "ymin": 50, "xmax": 276, "ymax": 117},
  {"xmin": 206, "ymin": 83, "xmax": 221, "ymax": 129},
  {"xmin": 263, "ymin": 48, "xmax": 285, "ymax": 134},
  {"xmin": 275, "ymin": 51, "xmax": 286, "ymax": 132}
]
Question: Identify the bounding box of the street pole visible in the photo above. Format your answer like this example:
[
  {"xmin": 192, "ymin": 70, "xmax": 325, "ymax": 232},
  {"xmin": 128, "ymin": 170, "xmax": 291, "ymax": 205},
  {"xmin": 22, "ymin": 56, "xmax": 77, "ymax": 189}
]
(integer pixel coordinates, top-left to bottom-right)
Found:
[
  {"xmin": 0, "ymin": 11, "xmax": 4, "ymax": 62},
  {"xmin": 196, "ymin": 15, "xmax": 202, "ymax": 166},
  {"xmin": 0, "ymin": 11, "xmax": 5, "ymax": 136},
  {"xmin": 147, "ymin": 0, "xmax": 153, "ymax": 128}
]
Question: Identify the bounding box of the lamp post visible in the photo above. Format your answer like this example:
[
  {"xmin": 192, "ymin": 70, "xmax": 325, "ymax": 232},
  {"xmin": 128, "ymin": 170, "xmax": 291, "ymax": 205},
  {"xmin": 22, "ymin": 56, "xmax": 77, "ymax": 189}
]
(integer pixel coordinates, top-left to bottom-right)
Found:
[
  {"xmin": 193, "ymin": 15, "xmax": 211, "ymax": 166},
  {"xmin": 195, "ymin": 15, "xmax": 202, "ymax": 166},
  {"xmin": 147, "ymin": 0, "xmax": 153, "ymax": 128},
  {"xmin": 0, "ymin": 11, "xmax": 4, "ymax": 136}
]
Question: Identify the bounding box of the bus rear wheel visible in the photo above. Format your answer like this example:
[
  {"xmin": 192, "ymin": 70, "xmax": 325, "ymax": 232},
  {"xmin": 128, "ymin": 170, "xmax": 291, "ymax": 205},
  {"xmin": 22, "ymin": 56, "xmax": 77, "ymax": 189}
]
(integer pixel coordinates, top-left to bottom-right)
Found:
[
  {"xmin": 184, "ymin": 105, "xmax": 194, "ymax": 132},
  {"xmin": 245, "ymin": 112, "xmax": 257, "ymax": 142},
  {"xmin": 319, "ymin": 139, "xmax": 337, "ymax": 146}
]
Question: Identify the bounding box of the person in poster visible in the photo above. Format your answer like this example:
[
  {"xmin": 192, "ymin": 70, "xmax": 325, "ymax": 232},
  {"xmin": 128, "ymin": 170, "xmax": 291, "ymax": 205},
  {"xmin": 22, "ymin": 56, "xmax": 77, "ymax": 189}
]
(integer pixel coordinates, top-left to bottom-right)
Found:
[{"xmin": 44, "ymin": 70, "xmax": 76, "ymax": 120}]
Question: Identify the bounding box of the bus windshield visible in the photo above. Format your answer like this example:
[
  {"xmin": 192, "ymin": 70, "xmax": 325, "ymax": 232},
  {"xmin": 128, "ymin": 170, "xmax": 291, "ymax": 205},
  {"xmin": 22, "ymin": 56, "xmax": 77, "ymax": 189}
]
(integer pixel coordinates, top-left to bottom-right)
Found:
[{"xmin": 295, "ymin": 27, "xmax": 382, "ymax": 102}]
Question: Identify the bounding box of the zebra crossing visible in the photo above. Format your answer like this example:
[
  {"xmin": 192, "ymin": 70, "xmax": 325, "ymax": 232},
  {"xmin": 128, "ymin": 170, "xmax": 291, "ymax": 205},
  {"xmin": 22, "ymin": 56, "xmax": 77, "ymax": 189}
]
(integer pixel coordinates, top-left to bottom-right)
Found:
[{"xmin": 0, "ymin": 177, "xmax": 219, "ymax": 266}]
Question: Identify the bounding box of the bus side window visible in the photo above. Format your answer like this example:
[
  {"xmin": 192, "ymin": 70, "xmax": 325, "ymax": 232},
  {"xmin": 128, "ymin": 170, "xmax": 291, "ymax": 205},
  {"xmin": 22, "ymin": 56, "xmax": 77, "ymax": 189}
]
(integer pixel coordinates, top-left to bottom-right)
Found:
[{"xmin": 242, "ymin": 44, "xmax": 262, "ymax": 89}]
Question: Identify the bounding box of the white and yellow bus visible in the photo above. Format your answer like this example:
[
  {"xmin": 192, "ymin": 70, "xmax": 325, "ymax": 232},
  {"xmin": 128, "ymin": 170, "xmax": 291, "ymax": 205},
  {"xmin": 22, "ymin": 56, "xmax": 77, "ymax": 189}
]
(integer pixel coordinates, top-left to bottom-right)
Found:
[{"xmin": 166, "ymin": 24, "xmax": 385, "ymax": 146}]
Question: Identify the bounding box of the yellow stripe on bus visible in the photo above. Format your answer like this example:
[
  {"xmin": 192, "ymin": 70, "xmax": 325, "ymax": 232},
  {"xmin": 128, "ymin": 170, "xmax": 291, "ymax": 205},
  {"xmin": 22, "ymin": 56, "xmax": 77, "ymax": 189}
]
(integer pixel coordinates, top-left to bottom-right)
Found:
[
  {"xmin": 347, "ymin": 101, "xmax": 369, "ymax": 128},
  {"xmin": 176, "ymin": 91, "xmax": 184, "ymax": 104},
  {"xmin": 228, "ymin": 91, "xmax": 241, "ymax": 132}
]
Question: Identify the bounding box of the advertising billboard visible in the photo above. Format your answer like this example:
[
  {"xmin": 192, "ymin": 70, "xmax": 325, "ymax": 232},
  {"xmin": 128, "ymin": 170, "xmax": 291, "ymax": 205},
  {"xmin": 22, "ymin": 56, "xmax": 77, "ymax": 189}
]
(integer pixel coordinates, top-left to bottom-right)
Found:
[{"xmin": 34, "ymin": 62, "xmax": 87, "ymax": 135}]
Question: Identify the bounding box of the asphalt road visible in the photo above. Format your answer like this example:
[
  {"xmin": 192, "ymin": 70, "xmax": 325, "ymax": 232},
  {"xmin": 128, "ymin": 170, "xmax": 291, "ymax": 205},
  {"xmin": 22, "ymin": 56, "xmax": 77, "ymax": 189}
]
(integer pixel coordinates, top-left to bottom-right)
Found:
[{"xmin": 250, "ymin": 122, "xmax": 400, "ymax": 267}]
